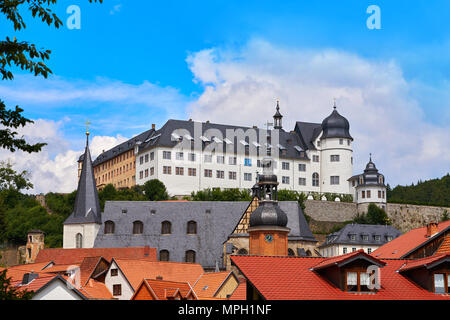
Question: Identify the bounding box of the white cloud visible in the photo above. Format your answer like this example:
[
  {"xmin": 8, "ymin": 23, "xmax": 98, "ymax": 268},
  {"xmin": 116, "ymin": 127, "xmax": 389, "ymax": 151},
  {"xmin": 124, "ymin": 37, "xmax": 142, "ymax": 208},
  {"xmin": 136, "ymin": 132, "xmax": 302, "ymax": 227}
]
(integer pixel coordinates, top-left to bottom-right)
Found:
[
  {"xmin": 186, "ymin": 40, "xmax": 450, "ymax": 186},
  {"xmin": 0, "ymin": 120, "xmax": 128, "ymax": 194}
]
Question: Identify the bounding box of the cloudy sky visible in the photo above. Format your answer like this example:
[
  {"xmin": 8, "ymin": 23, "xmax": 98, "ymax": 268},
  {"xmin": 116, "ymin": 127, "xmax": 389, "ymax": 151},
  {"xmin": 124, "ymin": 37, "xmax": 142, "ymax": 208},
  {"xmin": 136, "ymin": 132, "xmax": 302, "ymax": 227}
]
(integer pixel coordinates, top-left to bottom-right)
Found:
[{"xmin": 1, "ymin": 0, "xmax": 449, "ymax": 193}]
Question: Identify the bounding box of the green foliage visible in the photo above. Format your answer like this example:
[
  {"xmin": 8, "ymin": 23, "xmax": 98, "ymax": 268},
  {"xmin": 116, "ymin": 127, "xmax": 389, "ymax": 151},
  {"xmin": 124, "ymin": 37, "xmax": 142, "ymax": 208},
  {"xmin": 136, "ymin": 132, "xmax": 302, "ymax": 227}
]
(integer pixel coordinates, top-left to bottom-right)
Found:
[
  {"xmin": 0, "ymin": 269, "xmax": 33, "ymax": 300},
  {"xmin": 441, "ymin": 210, "xmax": 449, "ymax": 222},
  {"xmin": 142, "ymin": 179, "xmax": 169, "ymax": 201},
  {"xmin": 0, "ymin": 161, "xmax": 33, "ymax": 191},
  {"xmin": 190, "ymin": 188, "xmax": 252, "ymax": 201},
  {"xmin": 353, "ymin": 203, "xmax": 391, "ymax": 225},
  {"xmin": 388, "ymin": 174, "xmax": 450, "ymax": 207},
  {"xmin": 278, "ymin": 189, "xmax": 307, "ymax": 211},
  {"xmin": 44, "ymin": 191, "xmax": 76, "ymax": 218},
  {"xmin": 0, "ymin": 0, "xmax": 102, "ymax": 153}
]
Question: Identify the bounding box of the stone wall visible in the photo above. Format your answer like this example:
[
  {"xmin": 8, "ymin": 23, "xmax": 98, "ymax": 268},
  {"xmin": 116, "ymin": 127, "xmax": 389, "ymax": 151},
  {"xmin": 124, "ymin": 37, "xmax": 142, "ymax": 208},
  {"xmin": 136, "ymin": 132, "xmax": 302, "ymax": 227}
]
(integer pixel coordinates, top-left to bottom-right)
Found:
[{"xmin": 304, "ymin": 199, "xmax": 450, "ymax": 234}]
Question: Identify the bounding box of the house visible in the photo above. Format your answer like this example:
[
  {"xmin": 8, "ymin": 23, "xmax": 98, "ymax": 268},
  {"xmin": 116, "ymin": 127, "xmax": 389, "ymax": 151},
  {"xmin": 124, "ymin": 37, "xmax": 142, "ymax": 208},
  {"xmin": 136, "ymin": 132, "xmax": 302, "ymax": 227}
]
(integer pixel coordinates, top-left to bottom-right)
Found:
[
  {"xmin": 131, "ymin": 279, "xmax": 198, "ymax": 300},
  {"xmin": 231, "ymin": 250, "xmax": 450, "ymax": 299},
  {"xmin": 372, "ymin": 220, "xmax": 450, "ymax": 259},
  {"xmin": 192, "ymin": 271, "xmax": 239, "ymax": 299},
  {"xmin": 104, "ymin": 259, "xmax": 205, "ymax": 300},
  {"xmin": 318, "ymin": 224, "xmax": 401, "ymax": 257}
]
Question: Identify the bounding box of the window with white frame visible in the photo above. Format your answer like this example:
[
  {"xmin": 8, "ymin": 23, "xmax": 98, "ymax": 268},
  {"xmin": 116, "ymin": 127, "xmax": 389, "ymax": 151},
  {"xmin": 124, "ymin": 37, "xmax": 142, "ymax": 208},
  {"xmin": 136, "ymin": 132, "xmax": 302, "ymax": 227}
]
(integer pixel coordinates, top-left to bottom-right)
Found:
[
  {"xmin": 312, "ymin": 172, "xmax": 319, "ymax": 187},
  {"xmin": 229, "ymin": 156, "xmax": 237, "ymax": 165},
  {"xmin": 229, "ymin": 171, "xmax": 237, "ymax": 180},
  {"xmin": 163, "ymin": 151, "xmax": 171, "ymax": 160},
  {"xmin": 313, "ymin": 155, "xmax": 319, "ymax": 162},
  {"xmin": 176, "ymin": 167, "xmax": 184, "ymax": 175},
  {"xmin": 298, "ymin": 177, "xmax": 306, "ymax": 186},
  {"xmin": 176, "ymin": 152, "xmax": 184, "ymax": 160},
  {"xmin": 330, "ymin": 155, "xmax": 340, "ymax": 162},
  {"xmin": 298, "ymin": 163, "xmax": 306, "ymax": 171},
  {"xmin": 216, "ymin": 170, "xmax": 224, "ymax": 179},
  {"xmin": 244, "ymin": 173, "xmax": 252, "ymax": 181},
  {"xmin": 217, "ymin": 155, "xmax": 225, "ymax": 164},
  {"xmin": 282, "ymin": 162, "xmax": 289, "ymax": 170},
  {"xmin": 282, "ymin": 176, "xmax": 290, "ymax": 184},
  {"xmin": 150, "ymin": 152, "xmax": 154, "ymax": 161},
  {"xmin": 163, "ymin": 166, "xmax": 171, "ymax": 174},
  {"xmin": 188, "ymin": 168, "xmax": 196, "ymax": 176},
  {"xmin": 204, "ymin": 154, "xmax": 212, "ymax": 163},
  {"xmin": 188, "ymin": 153, "xmax": 196, "ymax": 161}
]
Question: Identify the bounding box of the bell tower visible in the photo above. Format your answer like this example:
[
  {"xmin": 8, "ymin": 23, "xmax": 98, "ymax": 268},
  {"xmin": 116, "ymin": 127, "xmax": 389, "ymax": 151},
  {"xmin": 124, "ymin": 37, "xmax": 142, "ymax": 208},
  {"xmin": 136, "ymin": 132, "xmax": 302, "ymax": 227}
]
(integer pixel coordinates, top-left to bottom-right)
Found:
[{"xmin": 248, "ymin": 156, "xmax": 290, "ymax": 256}]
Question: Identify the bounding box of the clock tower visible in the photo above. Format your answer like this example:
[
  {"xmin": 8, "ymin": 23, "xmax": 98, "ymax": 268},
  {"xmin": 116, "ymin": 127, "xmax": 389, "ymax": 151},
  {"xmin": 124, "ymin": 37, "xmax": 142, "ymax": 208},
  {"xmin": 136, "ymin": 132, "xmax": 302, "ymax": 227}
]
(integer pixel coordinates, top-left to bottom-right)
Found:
[{"xmin": 248, "ymin": 156, "xmax": 290, "ymax": 256}]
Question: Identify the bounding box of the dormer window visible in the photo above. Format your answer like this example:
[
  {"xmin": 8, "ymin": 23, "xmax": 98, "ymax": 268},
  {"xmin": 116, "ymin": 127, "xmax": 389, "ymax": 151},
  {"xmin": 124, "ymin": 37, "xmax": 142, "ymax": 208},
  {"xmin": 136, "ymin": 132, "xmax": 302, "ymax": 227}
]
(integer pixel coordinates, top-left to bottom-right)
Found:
[
  {"xmin": 345, "ymin": 271, "xmax": 373, "ymax": 292},
  {"xmin": 362, "ymin": 235, "xmax": 369, "ymax": 241},
  {"xmin": 349, "ymin": 234, "xmax": 356, "ymax": 241},
  {"xmin": 374, "ymin": 235, "xmax": 381, "ymax": 242},
  {"xmin": 386, "ymin": 235, "xmax": 393, "ymax": 242}
]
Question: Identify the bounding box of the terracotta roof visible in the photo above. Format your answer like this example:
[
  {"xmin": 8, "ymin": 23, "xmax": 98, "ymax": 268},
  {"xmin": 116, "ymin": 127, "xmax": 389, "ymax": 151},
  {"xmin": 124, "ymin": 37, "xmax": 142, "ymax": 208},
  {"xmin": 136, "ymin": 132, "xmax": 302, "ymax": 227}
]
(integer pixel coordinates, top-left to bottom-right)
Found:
[
  {"xmin": 35, "ymin": 247, "xmax": 157, "ymax": 264},
  {"xmin": 1, "ymin": 262, "xmax": 53, "ymax": 282},
  {"xmin": 79, "ymin": 279, "xmax": 114, "ymax": 300},
  {"xmin": 312, "ymin": 249, "xmax": 385, "ymax": 270},
  {"xmin": 398, "ymin": 253, "xmax": 450, "ymax": 272},
  {"xmin": 13, "ymin": 274, "xmax": 56, "ymax": 293},
  {"xmin": 229, "ymin": 278, "xmax": 247, "ymax": 300},
  {"xmin": 113, "ymin": 259, "xmax": 204, "ymax": 290},
  {"xmin": 231, "ymin": 255, "xmax": 450, "ymax": 300},
  {"xmin": 372, "ymin": 220, "xmax": 450, "ymax": 259},
  {"xmin": 136, "ymin": 279, "xmax": 196, "ymax": 300},
  {"xmin": 436, "ymin": 234, "xmax": 450, "ymax": 255},
  {"xmin": 42, "ymin": 264, "xmax": 79, "ymax": 273},
  {"xmin": 193, "ymin": 272, "xmax": 234, "ymax": 298}
]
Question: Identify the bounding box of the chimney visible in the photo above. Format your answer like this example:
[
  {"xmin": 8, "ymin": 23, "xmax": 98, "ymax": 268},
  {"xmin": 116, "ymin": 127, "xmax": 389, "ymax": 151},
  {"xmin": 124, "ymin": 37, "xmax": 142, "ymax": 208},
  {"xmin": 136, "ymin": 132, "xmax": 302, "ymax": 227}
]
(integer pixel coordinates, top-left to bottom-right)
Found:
[
  {"xmin": 152, "ymin": 124, "xmax": 155, "ymax": 130},
  {"xmin": 156, "ymin": 275, "xmax": 163, "ymax": 280},
  {"xmin": 144, "ymin": 245, "xmax": 150, "ymax": 256},
  {"xmin": 426, "ymin": 222, "xmax": 439, "ymax": 238}
]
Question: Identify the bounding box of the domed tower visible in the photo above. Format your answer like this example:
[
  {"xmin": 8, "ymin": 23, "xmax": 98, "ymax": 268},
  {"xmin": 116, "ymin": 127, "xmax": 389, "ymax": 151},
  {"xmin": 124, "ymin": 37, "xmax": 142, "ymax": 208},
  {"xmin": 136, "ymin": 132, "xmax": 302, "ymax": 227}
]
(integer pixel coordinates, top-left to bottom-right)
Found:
[
  {"xmin": 350, "ymin": 154, "xmax": 387, "ymax": 209},
  {"xmin": 248, "ymin": 157, "xmax": 290, "ymax": 256},
  {"xmin": 319, "ymin": 101, "xmax": 353, "ymax": 195}
]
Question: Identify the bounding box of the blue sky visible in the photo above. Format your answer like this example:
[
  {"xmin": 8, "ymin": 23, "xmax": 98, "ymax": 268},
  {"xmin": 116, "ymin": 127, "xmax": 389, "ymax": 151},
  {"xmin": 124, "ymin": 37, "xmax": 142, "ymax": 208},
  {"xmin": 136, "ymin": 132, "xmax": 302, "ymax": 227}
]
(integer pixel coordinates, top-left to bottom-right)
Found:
[{"xmin": 1, "ymin": 0, "xmax": 449, "ymax": 192}]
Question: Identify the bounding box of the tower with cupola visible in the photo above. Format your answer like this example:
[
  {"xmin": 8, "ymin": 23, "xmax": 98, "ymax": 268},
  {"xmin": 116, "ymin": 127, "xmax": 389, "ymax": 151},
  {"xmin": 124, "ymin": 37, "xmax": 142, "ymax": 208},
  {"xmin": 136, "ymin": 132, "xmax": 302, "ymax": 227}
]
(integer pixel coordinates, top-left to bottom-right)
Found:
[{"xmin": 318, "ymin": 101, "xmax": 353, "ymax": 195}]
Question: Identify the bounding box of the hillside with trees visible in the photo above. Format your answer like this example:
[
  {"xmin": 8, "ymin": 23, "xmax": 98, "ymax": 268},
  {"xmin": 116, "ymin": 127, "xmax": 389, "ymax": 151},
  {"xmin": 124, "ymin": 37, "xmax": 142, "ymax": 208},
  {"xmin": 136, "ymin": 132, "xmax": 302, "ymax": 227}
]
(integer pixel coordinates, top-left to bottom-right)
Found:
[{"xmin": 387, "ymin": 174, "xmax": 450, "ymax": 207}]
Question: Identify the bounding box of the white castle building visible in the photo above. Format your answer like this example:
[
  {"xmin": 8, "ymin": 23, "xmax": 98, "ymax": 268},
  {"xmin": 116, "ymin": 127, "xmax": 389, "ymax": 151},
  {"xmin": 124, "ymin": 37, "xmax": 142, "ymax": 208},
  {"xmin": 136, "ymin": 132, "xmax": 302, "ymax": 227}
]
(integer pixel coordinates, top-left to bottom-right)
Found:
[{"xmin": 134, "ymin": 101, "xmax": 355, "ymax": 197}]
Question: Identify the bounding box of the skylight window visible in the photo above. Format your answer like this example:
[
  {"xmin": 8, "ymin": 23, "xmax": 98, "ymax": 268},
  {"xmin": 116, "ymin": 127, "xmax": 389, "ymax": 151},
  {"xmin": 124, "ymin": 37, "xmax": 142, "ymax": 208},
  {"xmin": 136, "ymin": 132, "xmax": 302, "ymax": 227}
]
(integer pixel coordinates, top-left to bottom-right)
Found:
[{"xmin": 294, "ymin": 145, "xmax": 302, "ymax": 152}]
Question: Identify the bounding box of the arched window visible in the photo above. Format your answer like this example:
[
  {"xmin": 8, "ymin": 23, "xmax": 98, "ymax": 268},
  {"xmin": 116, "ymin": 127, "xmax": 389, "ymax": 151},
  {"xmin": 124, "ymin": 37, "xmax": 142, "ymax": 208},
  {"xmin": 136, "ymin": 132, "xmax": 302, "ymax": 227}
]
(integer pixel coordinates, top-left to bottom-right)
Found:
[
  {"xmin": 187, "ymin": 221, "xmax": 197, "ymax": 234},
  {"xmin": 104, "ymin": 221, "xmax": 115, "ymax": 234},
  {"xmin": 76, "ymin": 233, "xmax": 83, "ymax": 248},
  {"xmin": 237, "ymin": 248, "xmax": 248, "ymax": 255},
  {"xmin": 312, "ymin": 172, "xmax": 319, "ymax": 187},
  {"xmin": 159, "ymin": 250, "xmax": 170, "ymax": 261},
  {"xmin": 185, "ymin": 250, "xmax": 196, "ymax": 263},
  {"xmin": 288, "ymin": 248, "xmax": 295, "ymax": 256},
  {"xmin": 133, "ymin": 221, "xmax": 143, "ymax": 234},
  {"xmin": 161, "ymin": 221, "xmax": 171, "ymax": 234}
]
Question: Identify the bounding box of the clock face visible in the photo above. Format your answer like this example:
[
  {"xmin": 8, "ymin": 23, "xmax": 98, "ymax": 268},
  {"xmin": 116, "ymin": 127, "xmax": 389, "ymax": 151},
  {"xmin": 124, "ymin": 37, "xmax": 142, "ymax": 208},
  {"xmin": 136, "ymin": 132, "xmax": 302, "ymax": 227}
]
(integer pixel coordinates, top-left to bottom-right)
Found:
[{"xmin": 265, "ymin": 234, "xmax": 273, "ymax": 243}]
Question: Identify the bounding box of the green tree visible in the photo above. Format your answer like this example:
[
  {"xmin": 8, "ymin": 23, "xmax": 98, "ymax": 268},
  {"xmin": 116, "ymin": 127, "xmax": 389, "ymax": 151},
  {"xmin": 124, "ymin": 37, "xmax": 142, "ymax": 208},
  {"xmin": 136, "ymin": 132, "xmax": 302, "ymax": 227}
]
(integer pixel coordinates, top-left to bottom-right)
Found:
[
  {"xmin": 1, "ymin": 0, "xmax": 102, "ymax": 153},
  {"xmin": 441, "ymin": 210, "xmax": 449, "ymax": 222},
  {"xmin": 190, "ymin": 188, "xmax": 252, "ymax": 201},
  {"xmin": 0, "ymin": 161, "xmax": 33, "ymax": 191},
  {"xmin": 142, "ymin": 179, "xmax": 169, "ymax": 201},
  {"xmin": 0, "ymin": 269, "xmax": 33, "ymax": 300},
  {"xmin": 353, "ymin": 203, "xmax": 390, "ymax": 225}
]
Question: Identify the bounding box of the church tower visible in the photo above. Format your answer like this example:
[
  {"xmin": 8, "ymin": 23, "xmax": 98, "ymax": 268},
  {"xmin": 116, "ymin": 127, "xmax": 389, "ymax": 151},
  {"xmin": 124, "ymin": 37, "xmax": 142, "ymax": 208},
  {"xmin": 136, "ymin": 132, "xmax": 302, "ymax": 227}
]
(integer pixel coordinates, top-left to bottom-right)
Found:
[
  {"xmin": 273, "ymin": 100, "xmax": 283, "ymax": 130},
  {"xmin": 248, "ymin": 156, "xmax": 290, "ymax": 256},
  {"xmin": 63, "ymin": 124, "xmax": 102, "ymax": 248}
]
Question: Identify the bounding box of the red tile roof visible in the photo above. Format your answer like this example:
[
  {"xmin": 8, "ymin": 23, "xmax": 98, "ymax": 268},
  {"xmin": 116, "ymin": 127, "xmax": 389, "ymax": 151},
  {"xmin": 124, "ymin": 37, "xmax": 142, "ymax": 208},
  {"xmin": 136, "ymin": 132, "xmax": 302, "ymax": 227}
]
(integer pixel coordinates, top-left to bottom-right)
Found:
[
  {"xmin": 372, "ymin": 220, "xmax": 450, "ymax": 259},
  {"xmin": 79, "ymin": 279, "xmax": 114, "ymax": 300},
  {"xmin": 229, "ymin": 278, "xmax": 247, "ymax": 300},
  {"xmin": 312, "ymin": 249, "xmax": 385, "ymax": 270},
  {"xmin": 193, "ymin": 271, "xmax": 235, "ymax": 298},
  {"xmin": 231, "ymin": 254, "xmax": 450, "ymax": 300},
  {"xmin": 436, "ymin": 234, "xmax": 450, "ymax": 255},
  {"xmin": 35, "ymin": 247, "xmax": 157, "ymax": 264},
  {"xmin": 113, "ymin": 259, "xmax": 204, "ymax": 290},
  {"xmin": 398, "ymin": 253, "xmax": 450, "ymax": 272},
  {"xmin": 135, "ymin": 279, "xmax": 196, "ymax": 300}
]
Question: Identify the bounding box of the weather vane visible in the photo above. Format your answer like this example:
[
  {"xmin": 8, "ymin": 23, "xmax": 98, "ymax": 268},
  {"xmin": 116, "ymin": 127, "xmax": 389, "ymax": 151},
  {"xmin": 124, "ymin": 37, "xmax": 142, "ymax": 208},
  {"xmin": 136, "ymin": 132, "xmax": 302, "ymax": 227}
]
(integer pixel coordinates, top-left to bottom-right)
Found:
[{"xmin": 86, "ymin": 120, "xmax": 91, "ymax": 136}]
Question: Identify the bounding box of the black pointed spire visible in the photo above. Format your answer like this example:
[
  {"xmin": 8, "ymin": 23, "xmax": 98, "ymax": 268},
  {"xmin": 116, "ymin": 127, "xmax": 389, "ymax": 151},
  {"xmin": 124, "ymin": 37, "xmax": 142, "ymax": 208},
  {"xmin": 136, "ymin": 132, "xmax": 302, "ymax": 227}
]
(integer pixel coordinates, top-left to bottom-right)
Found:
[
  {"xmin": 64, "ymin": 127, "xmax": 102, "ymax": 225},
  {"xmin": 273, "ymin": 99, "xmax": 283, "ymax": 130}
]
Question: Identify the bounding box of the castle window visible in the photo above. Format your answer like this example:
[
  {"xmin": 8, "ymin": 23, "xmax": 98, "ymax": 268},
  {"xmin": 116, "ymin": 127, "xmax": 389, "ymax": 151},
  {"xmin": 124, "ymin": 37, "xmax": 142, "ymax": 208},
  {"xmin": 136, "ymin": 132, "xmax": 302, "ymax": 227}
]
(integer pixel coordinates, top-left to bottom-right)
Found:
[
  {"xmin": 163, "ymin": 151, "xmax": 171, "ymax": 160},
  {"xmin": 339, "ymin": 139, "xmax": 343, "ymax": 145},
  {"xmin": 217, "ymin": 155, "xmax": 225, "ymax": 164},
  {"xmin": 159, "ymin": 250, "xmax": 170, "ymax": 261},
  {"xmin": 374, "ymin": 235, "xmax": 381, "ymax": 242},
  {"xmin": 244, "ymin": 158, "xmax": 252, "ymax": 166},
  {"xmin": 188, "ymin": 168, "xmax": 196, "ymax": 176},
  {"xmin": 229, "ymin": 156, "xmax": 237, "ymax": 165},
  {"xmin": 187, "ymin": 221, "xmax": 197, "ymax": 234},
  {"xmin": 361, "ymin": 191, "xmax": 365, "ymax": 198},
  {"xmin": 176, "ymin": 167, "xmax": 184, "ymax": 175},
  {"xmin": 204, "ymin": 154, "xmax": 212, "ymax": 163},
  {"xmin": 313, "ymin": 155, "xmax": 319, "ymax": 162},
  {"xmin": 204, "ymin": 169, "xmax": 212, "ymax": 178},
  {"xmin": 367, "ymin": 190, "xmax": 371, "ymax": 198},
  {"xmin": 298, "ymin": 178, "xmax": 306, "ymax": 186},
  {"xmin": 188, "ymin": 153, "xmax": 196, "ymax": 161},
  {"xmin": 161, "ymin": 221, "xmax": 171, "ymax": 234},
  {"xmin": 145, "ymin": 154, "xmax": 149, "ymax": 163},
  {"xmin": 282, "ymin": 162, "xmax": 289, "ymax": 170},
  {"xmin": 330, "ymin": 176, "xmax": 340, "ymax": 185},
  {"xmin": 312, "ymin": 173, "xmax": 319, "ymax": 187},
  {"xmin": 75, "ymin": 233, "xmax": 83, "ymax": 248},
  {"xmin": 163, "ymin": 166, "xmax": 172, "ymax": 174},
  {"xmin": 150, "ymin": 152, "xmax": 154, "ymax": 161},
  {"xmin": 176, "ymin": 152, "xmax": 184, "ymax": 160},
  {"xmin": 216, "ymin": 170, "xmax": 224, "ymax": 179},
  {"xmin": 244, "ymin": 173, "xmax": 252, "ymax": 181},
  {"xmin": 105, "ymin": 221, "xmax": 115, "ymax": 234},
  {"xmin": 298, "ymin": 163, "xmax": 306, "ymax": 171},
  {"xmin": 282, "ymin": 176, "xmax": 290, "ymax": 184},
  {"xmin": 133, "ymin": 221, "xmax": 143, "ymax": 234},
  {"xmin": 185, "ymin": 250, "xmax": 196, "ymax": 263},
  {"xmin": 229, "ymin": 171, "xmax": 237, "ymax": 180},
  {"xmin": 330, "ymin": 155, "xmax": 340, "ymax": 162}
]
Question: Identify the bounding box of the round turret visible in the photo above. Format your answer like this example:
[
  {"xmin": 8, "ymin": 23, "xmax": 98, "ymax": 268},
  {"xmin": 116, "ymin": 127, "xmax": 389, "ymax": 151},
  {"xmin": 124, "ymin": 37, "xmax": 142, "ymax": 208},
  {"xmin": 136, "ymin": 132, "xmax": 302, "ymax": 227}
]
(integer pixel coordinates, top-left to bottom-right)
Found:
[{"xmin": 321, "ymin": 106, "xmax": 352, "ymax": 140}]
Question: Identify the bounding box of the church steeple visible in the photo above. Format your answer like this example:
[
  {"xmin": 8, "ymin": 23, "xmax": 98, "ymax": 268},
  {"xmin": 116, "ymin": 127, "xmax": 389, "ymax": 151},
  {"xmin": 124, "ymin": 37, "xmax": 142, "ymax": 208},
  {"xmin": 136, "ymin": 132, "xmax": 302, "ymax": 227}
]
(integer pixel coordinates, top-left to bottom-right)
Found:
[
  {"xmin": 64, "ymin": 126, "xmax": 102, "ymax": 226},
  {"xmin": 273, "ymin": 99, "xmax": 283, "ymax": 130}
]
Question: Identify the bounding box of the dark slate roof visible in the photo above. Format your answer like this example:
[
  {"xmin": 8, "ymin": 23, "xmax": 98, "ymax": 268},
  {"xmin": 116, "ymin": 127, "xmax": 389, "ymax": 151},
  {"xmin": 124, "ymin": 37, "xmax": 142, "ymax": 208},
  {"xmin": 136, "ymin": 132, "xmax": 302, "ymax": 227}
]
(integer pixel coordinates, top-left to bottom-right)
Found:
[
  {"xmin": 348, "ymin": 158, "xmax": 385, "ymax": 187},
  {"xmin": 319, "ymin": 224, "xmax": 402, "ymax": 248},
  {"xmin": 138, "ymin": 119, "xmax": 309, "ymax": 161},
  {"xmin": 65, "ymin": 136, "xmax": 102, "ymax": 225},
  {"xmin": 88, "ymin": 129, "xmax": 155, "ymax": 166},
  {"xmin": 93, "ymin": 200, "xmax": 316, "ymax": 269},
  {"xmin": 320, "ymin": 107, "xmax": 353, "ymax": 140},
  {"xmin": 294, "ymin": 121, "xmax": 322, "ymax": 151}
]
